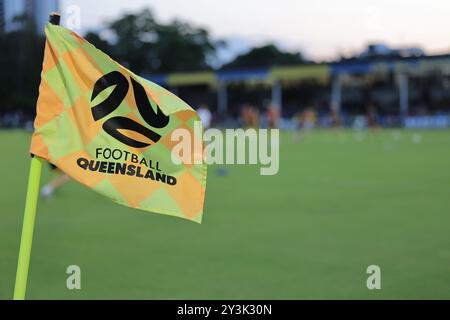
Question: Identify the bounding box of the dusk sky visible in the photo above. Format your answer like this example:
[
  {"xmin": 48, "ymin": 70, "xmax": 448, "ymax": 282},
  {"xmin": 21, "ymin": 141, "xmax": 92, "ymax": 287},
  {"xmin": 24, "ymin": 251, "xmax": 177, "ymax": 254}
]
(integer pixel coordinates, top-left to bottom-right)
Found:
[{"xmin": 61, "ymin": 0, "xmax": 450, "ymax": 62}]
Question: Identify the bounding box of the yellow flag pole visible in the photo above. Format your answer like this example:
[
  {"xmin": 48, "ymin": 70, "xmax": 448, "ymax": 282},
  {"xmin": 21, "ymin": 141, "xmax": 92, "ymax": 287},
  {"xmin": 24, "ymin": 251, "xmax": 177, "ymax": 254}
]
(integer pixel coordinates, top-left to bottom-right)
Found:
[
  {"xmin": 13, "ymin": 156, "xmax": 43, "ymax": 300},
  {"xmin": 13, "ymin": 12, "xmax": 60, "ymax": 300}
]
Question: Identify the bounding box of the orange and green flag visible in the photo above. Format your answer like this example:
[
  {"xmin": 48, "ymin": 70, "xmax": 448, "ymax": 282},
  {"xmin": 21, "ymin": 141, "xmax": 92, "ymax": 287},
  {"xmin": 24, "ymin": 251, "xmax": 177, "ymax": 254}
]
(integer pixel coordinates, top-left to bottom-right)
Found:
[{"xmin": 30, "ymin": 23, "xmax": 207, "ymax": 223}]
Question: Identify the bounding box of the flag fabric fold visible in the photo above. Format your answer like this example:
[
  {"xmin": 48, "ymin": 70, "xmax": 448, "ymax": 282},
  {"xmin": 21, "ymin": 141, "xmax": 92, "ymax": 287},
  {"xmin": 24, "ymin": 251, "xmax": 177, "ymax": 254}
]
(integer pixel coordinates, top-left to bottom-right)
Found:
[{"xmin": 30, "ymin": 24, "xmax": 207, "ymax": 223}]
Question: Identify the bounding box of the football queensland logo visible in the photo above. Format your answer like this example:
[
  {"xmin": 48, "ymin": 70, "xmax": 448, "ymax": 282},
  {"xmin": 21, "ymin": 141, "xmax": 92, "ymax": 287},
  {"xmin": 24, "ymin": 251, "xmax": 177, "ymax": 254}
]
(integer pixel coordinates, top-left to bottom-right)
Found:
[{"xmin": 90, "ymin": 71, "xmax": 169, "ymax": 148}]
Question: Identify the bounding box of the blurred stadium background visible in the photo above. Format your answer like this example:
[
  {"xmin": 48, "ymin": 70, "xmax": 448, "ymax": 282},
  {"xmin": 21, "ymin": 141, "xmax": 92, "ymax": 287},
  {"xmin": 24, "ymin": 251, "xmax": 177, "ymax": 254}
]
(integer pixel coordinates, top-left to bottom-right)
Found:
[{"xmin": 1, "ymin": 0, "xmax": 450, "ymax": 299}]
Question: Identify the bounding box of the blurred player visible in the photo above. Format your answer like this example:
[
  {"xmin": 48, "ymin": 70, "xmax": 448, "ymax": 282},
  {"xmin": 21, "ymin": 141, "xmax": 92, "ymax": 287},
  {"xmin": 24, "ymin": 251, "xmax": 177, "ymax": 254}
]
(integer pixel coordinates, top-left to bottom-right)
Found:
[
  {"xmin": 294, "ymin": 107, "xmax": 317, "ymax": 141},
  {"xmin": 366, "ymin": 102, "xmax": 379, "ymax": 131},
  {"xmin": 330, "ymin": 102, "xmax": 341, "ymax": 128},
  {"xmin": 266, "ymin": 105, "xmax": 280, "ymax": 129},
  {"xmin": 40, "ymin": 163, "xmax": 70, "ymax": 198},
  {"xmin": 197, "ymin": 104, "xmax": 212, "ymax": 129},
  {"xmin": 241, "ymin": 104, "xmax": 260, "ymax": 128}
]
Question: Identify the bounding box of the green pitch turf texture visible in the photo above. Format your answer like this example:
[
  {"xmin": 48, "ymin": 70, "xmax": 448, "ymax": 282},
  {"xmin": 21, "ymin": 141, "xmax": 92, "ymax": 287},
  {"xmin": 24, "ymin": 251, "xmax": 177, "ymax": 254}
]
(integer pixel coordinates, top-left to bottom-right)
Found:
[{"xmin": 1, "ymin": 129, "xmax": 449, "ymax": 299}]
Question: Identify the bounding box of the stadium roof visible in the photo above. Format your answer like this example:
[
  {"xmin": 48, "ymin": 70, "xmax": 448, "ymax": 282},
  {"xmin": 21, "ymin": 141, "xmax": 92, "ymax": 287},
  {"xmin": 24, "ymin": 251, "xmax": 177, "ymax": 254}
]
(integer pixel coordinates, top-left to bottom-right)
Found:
[{"xmin": 142, "ymin": 54, "xmax": 450, "ymax": 87}]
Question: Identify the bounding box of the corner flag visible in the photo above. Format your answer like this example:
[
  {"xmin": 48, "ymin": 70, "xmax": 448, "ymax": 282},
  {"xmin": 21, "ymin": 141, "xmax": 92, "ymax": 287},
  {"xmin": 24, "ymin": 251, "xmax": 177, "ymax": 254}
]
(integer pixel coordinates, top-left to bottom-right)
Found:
[
  {"xmin": 13, "ymin": 13, "xmax": 207, "ymax": 300},
  {"xmin": 30, "ymin": 23, "xmax": 207, "ymax": 222}
]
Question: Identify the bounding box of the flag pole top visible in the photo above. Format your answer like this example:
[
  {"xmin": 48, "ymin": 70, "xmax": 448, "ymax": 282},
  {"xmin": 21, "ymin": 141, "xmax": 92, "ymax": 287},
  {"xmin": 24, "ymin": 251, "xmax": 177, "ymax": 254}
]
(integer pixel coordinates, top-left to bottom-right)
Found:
[{"xmin": 49, "ymin": 12, "xmax": 60, "ymax": 26}]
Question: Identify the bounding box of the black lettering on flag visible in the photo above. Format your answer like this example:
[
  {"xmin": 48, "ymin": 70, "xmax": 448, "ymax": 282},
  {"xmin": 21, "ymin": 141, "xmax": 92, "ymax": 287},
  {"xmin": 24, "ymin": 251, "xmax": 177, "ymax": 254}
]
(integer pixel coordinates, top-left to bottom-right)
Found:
[
  {"xmin": 77, "ymin": 157, "xmax": 89, "ymax": 169},
  {"xmin": 75, "ymin": 158, "xmax": 177, "ymax": 186}
]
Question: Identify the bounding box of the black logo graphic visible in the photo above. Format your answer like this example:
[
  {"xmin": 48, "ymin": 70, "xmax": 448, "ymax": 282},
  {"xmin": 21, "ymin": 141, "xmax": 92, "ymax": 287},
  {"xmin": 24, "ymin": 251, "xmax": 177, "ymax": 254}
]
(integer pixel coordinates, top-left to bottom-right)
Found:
[{"xmin": 90, "ymin": 71, "xmax": 169, "ymax": 148}]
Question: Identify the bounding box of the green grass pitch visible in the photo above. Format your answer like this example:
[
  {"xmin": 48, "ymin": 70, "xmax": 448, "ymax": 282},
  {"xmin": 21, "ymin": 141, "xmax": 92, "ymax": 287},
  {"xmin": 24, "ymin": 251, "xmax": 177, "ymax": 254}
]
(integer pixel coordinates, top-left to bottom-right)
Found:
[{"xmin": 1, "ymin": 129, "xmax": 450, "ymax": 299}]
